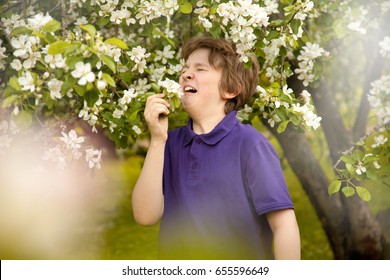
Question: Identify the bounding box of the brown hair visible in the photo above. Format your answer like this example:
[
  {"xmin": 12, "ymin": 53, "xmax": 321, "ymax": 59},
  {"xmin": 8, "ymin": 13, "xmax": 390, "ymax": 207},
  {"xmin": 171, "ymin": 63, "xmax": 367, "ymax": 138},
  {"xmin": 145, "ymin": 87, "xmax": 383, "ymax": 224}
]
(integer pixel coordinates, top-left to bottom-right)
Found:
[{"xmin": 181, "ymin": 36, "xmax": 259, "ymax": 113}]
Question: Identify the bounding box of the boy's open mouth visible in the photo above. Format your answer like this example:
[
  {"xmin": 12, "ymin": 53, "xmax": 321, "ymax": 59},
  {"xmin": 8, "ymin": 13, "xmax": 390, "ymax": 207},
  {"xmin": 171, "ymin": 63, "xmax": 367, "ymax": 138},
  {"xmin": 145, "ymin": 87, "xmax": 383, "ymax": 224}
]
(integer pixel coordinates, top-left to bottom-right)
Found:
[{"xmin": 184, "ymin": 86, "xmax": 198, "ymax": 94}]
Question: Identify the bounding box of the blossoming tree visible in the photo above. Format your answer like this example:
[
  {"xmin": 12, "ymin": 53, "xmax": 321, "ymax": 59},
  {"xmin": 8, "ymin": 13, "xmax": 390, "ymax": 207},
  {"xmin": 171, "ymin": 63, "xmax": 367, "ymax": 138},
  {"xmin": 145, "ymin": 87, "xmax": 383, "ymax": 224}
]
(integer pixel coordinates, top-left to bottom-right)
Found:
[{"xmin": 0, "ymin": 0, "xmax": 389, "ymax": 259}]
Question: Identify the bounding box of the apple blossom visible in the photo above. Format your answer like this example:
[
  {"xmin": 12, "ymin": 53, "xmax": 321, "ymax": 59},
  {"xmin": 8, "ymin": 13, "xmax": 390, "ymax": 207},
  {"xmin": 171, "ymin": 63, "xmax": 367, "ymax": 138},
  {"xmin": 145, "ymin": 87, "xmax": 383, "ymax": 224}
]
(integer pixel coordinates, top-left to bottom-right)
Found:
[
  {"xmin": 47, "ymin": 78, "xmax": 63, "ymax": 100},
  {"xmin": 71, "ymin": 62, "xmax": 96, "ymax": 86},
  {"xmin": 85, "ymin": 148, "xmax": 102, "ymax": 169}
]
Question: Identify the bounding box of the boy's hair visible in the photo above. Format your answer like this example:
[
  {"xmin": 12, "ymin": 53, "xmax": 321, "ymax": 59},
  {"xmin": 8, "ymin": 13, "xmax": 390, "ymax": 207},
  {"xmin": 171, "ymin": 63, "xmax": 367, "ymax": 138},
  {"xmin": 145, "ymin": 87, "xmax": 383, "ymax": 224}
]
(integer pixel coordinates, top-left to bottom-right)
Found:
[{"xmin": 181, "ymin": 36, "xmax": 259, "ymax": 113}]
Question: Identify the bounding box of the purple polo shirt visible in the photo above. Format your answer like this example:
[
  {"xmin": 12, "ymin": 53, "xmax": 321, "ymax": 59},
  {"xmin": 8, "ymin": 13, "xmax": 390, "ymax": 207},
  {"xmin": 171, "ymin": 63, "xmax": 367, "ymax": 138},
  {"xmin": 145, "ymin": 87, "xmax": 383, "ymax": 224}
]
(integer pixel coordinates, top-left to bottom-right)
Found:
[{"xmin": 158, "ymin": 111, "xmax": 293, "ymax": 259}]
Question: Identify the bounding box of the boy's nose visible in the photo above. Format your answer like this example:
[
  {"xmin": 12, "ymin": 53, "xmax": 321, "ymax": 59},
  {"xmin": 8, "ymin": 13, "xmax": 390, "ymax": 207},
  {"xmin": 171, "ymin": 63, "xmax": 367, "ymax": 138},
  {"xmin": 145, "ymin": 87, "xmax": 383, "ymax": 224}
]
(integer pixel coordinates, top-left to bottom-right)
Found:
[{"xmin": 182, "ymin": 71, "xmax": 194, "ymax": 80}]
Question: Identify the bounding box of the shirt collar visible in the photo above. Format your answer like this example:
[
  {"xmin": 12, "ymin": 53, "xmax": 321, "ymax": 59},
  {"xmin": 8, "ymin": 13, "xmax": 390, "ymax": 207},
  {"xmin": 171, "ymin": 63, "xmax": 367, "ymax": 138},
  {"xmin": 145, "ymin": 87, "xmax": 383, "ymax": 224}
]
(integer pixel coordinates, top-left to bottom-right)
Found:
[{"xmin": 184, "ymin": 111, "xmax": 239, "ymax": 146}]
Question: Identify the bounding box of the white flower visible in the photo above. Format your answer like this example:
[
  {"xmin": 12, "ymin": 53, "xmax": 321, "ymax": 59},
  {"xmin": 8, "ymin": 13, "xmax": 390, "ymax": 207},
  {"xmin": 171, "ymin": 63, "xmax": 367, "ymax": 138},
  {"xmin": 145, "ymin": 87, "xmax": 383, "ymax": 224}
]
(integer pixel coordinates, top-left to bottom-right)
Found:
[
  {"xmin": 355, "ymin": 162, "xmax": 366, "ymax": 175},
  {"xmin": 11, "ymin": 59, "xmax": 23, "ymax": 71},
  {"xmin": 127, "ymin": 46, "xmax": 150, "ymax": 74},
  {"xmin": 158, "ymin": 78, "xmax": 183, "ymax": 98},
  {"xmin": 27, "ymin": 13, "xmax": 53, "ymax": 30},
  {"xmin": 42, "ymin": 146, "xmax": 67, "ymax": 169},
  {"xmin": 22, "ymin": 50, "xmax": 40, "ymax": 69},
  {"xmin": 236, "ymin": 104, "xmax": 253, "ymax": 121},
  {"xmin": 134, "ymin": 78, "xmax": 151, "ymax": 95},
  {"xmin": 96, "ymin": 71, "xmax": 107, "ymax": 90},
  {"xmin": 113, "ymin": 108, "xmax": 124, "ymax": 119},
  {"xmin": 13, "ymin": 106, "xmax": 19, "ymax": 116},
  {"xmin": 44, "ymin": 53, "xmax": 66, "ymax": 69},
  {"xmin": 371, "ymin": 134, "xmax": 388, "ymax": 148},
  {"xmin": 345, "ymin": 6, "xmax": 368, "ymax": 35},
  {"xmin": 373, "ymin": 161, "xmax": 381, "ymax": 169},
  {"xmin": 368, "ymin": 75, "xmax": 390, "ymax": 126},
  {"xmin": 47, "ymin": 78, "xmax": 63, "ymax": 99},
  {"xmin": 119, "ymin": 88, "xmax": 137, "ymax": 107},
  {"xmin": 85, "ymin": 148, "xmax": 102, "ymax": 169},
  {"xmin": 379, "ymin": 36, "xmax": 390, "ymax": 58},
  {"xmin": 11, "ymin": 35, "xmax": 31, "ymax": 58},
  {"xmin": 154, "ymin": 45, "xmax": 175, "ymax": 64},
  {"xmin": 60, "ymin": 129, "xmax": 85, "ymax": 150},
  {"xmin": 132, "ymin": 125, "xmax": 142, "ymax": 135},
  {"xmin": 0, "ymin": 39, "xmax": 7, "ymax": 70},
  {"xmin": 264, "ymin": 0, "xmax": 279, "ymax": 15},
  {"xmin": 18, "ymin": 71, "xmax": 35, "ymax": 92},
  {"xmin": 128, "ymin": 46, "xmax": 148, "ymax": 62},
  {"xmin": 300, "ymin": 90, "xmax": 312, "ymax": 103},
  {"xmin": 71, "ymin": 62, "xmax": 96, "ymax": 85},
  {"xmin": 292, "ymin": 103, "xmax": 322, "ymax": 130},
  {"xmin": 295, "ymin": 42, "xmax": 326, "ymax": 86},
  {"xmin": 74, "ymin": 16, "xmax": 88, "ymax": 26},
  {"xmin": 267, "ymin": 112, "xmax": 281, "ymax": 127},
  {"xmin": 110, "ymin": 9, "xmax": 130, "ymax": 24}
]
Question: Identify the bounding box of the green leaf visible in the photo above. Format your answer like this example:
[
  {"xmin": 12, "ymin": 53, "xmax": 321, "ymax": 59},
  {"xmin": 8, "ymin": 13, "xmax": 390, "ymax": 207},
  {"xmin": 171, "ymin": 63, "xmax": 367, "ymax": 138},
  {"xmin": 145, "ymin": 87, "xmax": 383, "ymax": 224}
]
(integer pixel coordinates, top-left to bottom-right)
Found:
[
  {"xmin": 332, "ymin": 19, "xmax": 347, "ymax": 39},
  {"xmin": 105, "ymin": 38, "xmax": 128, "ymax": 50},
  {"xmin": 290, "ymin": 19, "xmax": 301, "ymax": 35},
  {"xmin": 119, "ymin": 136, "xmax": 129, "ymax": 149},
  {"xmin": 101, "ymin": 54, "xmax": 116, "ymax": 73},
  {"xmin": 345, "ymin": 163, "xmax": 355, "ymax": 176},
  {"xmin": 340, "ymin": 154, "xmax": 355, "ymax": 164},
  {"xmin": 152, "ymin": 29, "xmax": 176, "ymax": 47},
  {"xmin": 354, "ymin": 149, "xmax": 364, "ymax": 161},
  {"xmin": 266, "ymin": 30, "xmax": 280, "ymax": 41},
  {"xmin": 42, "ymin": 20, "xmax": 61, "ymax": 33},
  {"xmin": 341, "ymin": 186, "xmax": 355, "ymax": 198},
  {"xmin": 13, "ymin": 110, "xmax": 33, "ymax": 129},
  {"xmin": 128, "ymin": 109, "xmax": 140, "ymax": 121},
  {"xmin": 209, "ymin": 25, "xmax": 221, "ymax": 38},
  {"xmin": 66, "ymin": 56, "xmax": 83, "ymax": 69},
  {"xmin": 63, "ymin": 42, "xmax": 82, "ymax": 56},
  {"xmin": 2, "ymin": 95, "xmax": 18, "ymax": 108},
  {"xmin": 277, "ymin": 120, "xmax": 289, "ymax": 133},
  {"xmin": 84, "ymin": 89, "xmax": 100, "ymax": 107},
  {"xmin": 48, "ymin": 41, "xmax": 71, "ymax": 55},
  {"xmin": 268, "ymin": 19, "xmax": 284, "ymax": 28},
  {"xmin": 62, "ymin": 77, "xmax": 76, "ymax": 93},
  {"xmin": 42, "ymin": 91, "xmax": 55, "ymax": 109},
  {"xmin": 73, "ymin": 84, "xmax": 85, "ymax": 96},
  {"xmin": 96, "ymin": 16, "xmax": 111, "ymax": 29},
  {"xmin": 328, "ymin": 180, "xmax": 342, "ymax": 195},
  {"xmin": 102, "ymin": 73, "xmax": 116, "ymax": 87},
  {"xmin": 356, "ymin": 187, "xmax": 371, "ymax": 201},
  {"xmin": 10, "ymin": 26, "xmax": 32, "ymax": 37},
  {"xmin": 31, "ymin": 30, "xmax": 46, "ymax": 42},
  {"xmin": 179, "ymin": 2, "xmax": 193, "ymax": 14},
  {"xmin": 9, "ymin": 77, "xmax": 22, "ymax": 91},
  {"xmin": 80, "ymin": 24, "xmax": 96, "ymax": 38}
]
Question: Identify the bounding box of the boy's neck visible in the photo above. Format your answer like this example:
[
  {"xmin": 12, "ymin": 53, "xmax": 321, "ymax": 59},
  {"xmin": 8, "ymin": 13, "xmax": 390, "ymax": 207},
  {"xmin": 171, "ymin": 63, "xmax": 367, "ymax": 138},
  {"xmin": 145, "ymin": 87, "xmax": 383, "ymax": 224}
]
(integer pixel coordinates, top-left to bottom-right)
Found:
[{"xmin": 191, "ymin": 111, "xmax": 227, "ymax": 135}]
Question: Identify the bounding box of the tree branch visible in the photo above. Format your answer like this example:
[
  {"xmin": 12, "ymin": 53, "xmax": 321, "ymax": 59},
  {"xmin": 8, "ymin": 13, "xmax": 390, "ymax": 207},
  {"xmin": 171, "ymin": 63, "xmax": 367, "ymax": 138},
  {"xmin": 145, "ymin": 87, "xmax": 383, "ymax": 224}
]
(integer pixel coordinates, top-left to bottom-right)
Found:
[{"xmin": 352, "ymin": 32, "xmax": 384, "ymax": 140}]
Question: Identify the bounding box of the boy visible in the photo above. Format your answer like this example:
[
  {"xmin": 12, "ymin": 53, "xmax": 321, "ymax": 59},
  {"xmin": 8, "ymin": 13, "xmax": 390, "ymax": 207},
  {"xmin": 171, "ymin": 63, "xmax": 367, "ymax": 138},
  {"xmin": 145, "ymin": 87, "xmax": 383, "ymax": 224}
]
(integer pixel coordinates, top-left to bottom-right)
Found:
[{"xmin": 132, "ymin": 36, "xmax": 300, "ymax": 259}]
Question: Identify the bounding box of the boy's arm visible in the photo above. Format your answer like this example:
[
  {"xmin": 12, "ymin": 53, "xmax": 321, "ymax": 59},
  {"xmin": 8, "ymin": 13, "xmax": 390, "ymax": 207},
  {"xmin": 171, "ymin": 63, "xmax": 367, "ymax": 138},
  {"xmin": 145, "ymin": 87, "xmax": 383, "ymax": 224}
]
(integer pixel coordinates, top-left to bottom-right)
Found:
[
  {"xmin": 266, "ymin": 208, "xmax": 301, "ymax": 259},
  {"xmin": 132, "ymin": 94, "xmax": 170, "ymax": 226}
]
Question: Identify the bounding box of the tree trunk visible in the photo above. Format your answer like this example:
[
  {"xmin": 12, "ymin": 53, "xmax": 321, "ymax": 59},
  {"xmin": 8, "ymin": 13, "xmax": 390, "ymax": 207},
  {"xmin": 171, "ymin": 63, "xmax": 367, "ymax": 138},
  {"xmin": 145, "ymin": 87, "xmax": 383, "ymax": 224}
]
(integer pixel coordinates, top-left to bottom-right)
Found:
[
  {"xmin": 266, "ymin": 121, "xmax": 384, "ymax": 259},
  {"xmin": 264, "ymin": 122, "xmax": 347, "ymax": 258},
  {"xmin": 269, "ymin": 71, "xmax": 385, "ymax": 258}
]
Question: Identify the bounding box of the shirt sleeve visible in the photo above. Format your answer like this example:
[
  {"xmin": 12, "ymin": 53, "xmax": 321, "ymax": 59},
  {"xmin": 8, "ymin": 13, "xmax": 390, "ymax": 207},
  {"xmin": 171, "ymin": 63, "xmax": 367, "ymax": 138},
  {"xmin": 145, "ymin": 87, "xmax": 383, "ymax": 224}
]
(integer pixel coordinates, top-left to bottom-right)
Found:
[{"xmin": 244, "ymin": 138, "xmax": 294, "ymax": 216}]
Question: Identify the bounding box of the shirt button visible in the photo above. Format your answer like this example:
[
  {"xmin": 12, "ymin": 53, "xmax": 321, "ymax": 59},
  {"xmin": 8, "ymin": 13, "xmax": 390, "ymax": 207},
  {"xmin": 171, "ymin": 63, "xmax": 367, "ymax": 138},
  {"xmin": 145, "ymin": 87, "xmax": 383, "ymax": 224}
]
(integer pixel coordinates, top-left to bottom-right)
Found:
[
  {"xmin": 192, "ymin": 163, "xmax": 197, "ymax": 169},
  {"xmin": 195, "ymin": 137, "xmax": 201, "ymax": 144}
]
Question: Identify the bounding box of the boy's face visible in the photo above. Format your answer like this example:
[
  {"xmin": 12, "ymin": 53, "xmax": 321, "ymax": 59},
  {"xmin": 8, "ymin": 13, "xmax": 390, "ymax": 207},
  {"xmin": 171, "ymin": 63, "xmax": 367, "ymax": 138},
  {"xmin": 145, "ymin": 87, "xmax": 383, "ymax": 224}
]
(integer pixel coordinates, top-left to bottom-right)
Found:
[{"xmin": 179, "ymin": 48, "xmax": 227, "ymax": 117}]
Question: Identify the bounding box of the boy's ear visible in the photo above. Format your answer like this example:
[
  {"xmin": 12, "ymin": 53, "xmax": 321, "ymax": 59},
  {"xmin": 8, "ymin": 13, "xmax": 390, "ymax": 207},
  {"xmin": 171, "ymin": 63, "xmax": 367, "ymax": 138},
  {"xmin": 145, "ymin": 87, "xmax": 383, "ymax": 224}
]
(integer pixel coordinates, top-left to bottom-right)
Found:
[{"xmin": 222, "ymin": 91, "xmax": 238, "ymax": 100}]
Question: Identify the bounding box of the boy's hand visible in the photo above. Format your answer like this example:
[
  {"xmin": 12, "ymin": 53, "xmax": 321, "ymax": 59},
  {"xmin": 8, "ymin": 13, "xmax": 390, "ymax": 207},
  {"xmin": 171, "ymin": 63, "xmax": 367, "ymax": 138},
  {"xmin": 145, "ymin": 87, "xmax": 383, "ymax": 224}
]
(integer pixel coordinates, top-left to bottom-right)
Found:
[{"xmin": 144, "ymin": 94, "xmax": 171, "ymax": 142}]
